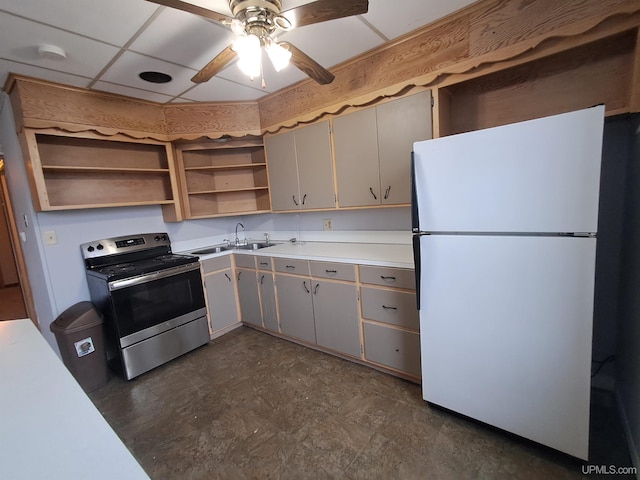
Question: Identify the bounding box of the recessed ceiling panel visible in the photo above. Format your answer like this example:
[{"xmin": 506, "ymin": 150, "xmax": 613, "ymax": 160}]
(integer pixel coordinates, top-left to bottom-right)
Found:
[
  {"xmin": 0, "ymin": 12, "xmax": 121, "ymax": 78},
  {"xmin": 0, "ymin": 0, "xmax": 157, "ymax": 46},
  {"xmin": 98, "ymin": 51, "xmax": 197, "ymax": 96},
  {"xmin": 363, "ymin": 0, "xmax": 477, "ymax": 41},
  {"xmin": 129, "ymin": 8, "xmax": 234, "ymax": 71}
]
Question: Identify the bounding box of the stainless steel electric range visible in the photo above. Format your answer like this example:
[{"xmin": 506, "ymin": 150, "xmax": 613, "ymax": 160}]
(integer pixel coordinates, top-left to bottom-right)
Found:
[{"xmin": 82, "ymin": 232, "xmax": 208, "ymax": 380}]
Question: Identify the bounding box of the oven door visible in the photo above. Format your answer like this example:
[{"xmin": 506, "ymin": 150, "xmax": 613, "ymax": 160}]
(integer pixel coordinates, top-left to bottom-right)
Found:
[{"xmin": 108, "ymin": 263, "xmax": 206, "ymax": 347}]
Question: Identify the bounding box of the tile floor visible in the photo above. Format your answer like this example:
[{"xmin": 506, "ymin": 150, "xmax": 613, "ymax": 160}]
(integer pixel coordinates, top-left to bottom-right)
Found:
[{"xmin": 89, "ymin": 326, "xmax": 634, "ymax": 480}]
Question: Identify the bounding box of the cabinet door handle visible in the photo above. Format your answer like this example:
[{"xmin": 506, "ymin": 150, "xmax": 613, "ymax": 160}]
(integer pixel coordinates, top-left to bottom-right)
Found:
[
  {"xmin": 303, "ymin": 281, "xmax": 310, "ymax": 293},
  {"xmin": 292, "ymin": 195, "xmax": 299, "ymax": 206},
  {"xmin": 369, "ymin": 187, "xmax": 377, "ymax": 200},
  {"xmin": 382, "ymin": 305, "xmax": 398, "ymax": 310},
  {"xmin": 314, "ymin": 283, "xmax": 320, "ymax": 295},
  {"xmin": 260, "ymin": 274, "xmax": 265, "ymax": 285},
  {"xmin": 224, "ymin": 273, "xmax": 231, "ymax": 282},
  {"xmin": 380, "ymin": 275, "xmax": 397, "ymax": 282},
  {"xmin": 325, "ymin": 269, "xmax": 337, "ymax": 276},
  {"xmin": 384, "ymin": 185, "xmax": 391, "ymax": 200},
  {"xmin": 302, "ymin": 193, "xmax": 307, "ymax": 205},
  {"xmin": 237, "ymin": 271, "xmax": 242, "ymax": 280}
]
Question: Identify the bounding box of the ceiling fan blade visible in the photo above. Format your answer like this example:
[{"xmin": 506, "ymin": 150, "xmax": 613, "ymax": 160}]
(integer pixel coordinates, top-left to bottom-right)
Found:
[
  {"xmin": 191, "ymin": 44, "xmax": 238, "ymax": 83},
  {"xmin": 145, "ymin": 0, "xmax": 232, "ymax": 24},
  {"xmin": 281, "ymin": 42, "xmax": 334, "ymax": 85},
  {"xmin": 281, "ymin": 0, "xmax": 368, "ymax": 29}
]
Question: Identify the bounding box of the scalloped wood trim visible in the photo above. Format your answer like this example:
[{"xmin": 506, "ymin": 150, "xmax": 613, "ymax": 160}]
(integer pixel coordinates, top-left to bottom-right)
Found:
[{"xmin": 260, "ymin": 7, "xmax": 640, "ymax": 134}]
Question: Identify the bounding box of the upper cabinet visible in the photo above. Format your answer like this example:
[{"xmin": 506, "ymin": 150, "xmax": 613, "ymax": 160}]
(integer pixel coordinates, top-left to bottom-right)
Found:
[
  {"xmin": 333, "ymin": 91, "xmax": 432, "ymax": 208},
  {"xmin": 265, "ymin": 120, "xmax": 335, "ymax": 211},
  {"xmin": 174, "ymin": 137, "xmax": 271, "ymax": 219},
  {"xmin": 21, "ymin": 129, "xmax": 182, "ymax": 222}
]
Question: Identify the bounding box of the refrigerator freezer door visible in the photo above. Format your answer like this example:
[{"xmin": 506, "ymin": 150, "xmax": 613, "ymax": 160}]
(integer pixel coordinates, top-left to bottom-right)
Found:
[
  {"xmin": 419, "ymin": 234, "xmax": 595, "ymax": 460},
  {"xmin": 413, "ymin": 106, "xmax": 604, "ymax": 234}
]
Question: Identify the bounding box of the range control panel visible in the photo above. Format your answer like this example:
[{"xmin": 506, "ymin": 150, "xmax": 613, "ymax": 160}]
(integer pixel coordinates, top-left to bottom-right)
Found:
[{"xmin": 81, "ymin": 233, "xmax": 170, "ymax": 259}]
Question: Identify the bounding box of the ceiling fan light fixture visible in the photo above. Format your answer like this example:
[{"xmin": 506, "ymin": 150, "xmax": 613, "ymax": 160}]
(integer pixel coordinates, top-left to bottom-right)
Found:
[
  {"xmin": 234, "ymin": 34, "xmax": 262, "ymax": 79},
  {"xmin": 266, "ymin": 41, "xmax": 291, "ymax": 72}
]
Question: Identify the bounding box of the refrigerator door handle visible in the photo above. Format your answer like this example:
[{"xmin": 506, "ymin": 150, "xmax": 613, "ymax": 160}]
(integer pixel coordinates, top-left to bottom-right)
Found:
[{"xmin": 412, "ymin": 234, "xmax": 421, "ymax": 310}]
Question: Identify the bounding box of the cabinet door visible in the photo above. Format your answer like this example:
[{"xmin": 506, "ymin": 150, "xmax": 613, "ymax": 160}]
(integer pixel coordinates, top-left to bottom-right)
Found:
[
  {"xmin": 265, "ymin": 130, "xmax": 300, "ymax": 211},
  {"xmin": 236, "ymin": 268, "xmax": 262, "ymax": 327},
  {"xmin": 363, "ymin": 322, "xmax": 421, "ymax": 378},
  {"xmin": 204, "ymin": 269, "xmax": 239, "ymax": 332},
  {"xmin": 259, "ymin": 272, "xmax": 278, "ymax": 332},
  {"xmin": 377, "ymin": 91, "xmax": 432, "ymax": 205},
  {"xmin": 333, "ymin": 108, "xmax": 380, "ymax": 207},
  {"xmin": 275, "ymin": 274, "xmax": 316, "ymax": 343},
  {"xmin": 313, "ymin": 280, "xmax": 361, "ymax": 358},
  {"xmin": 295, "ymin": 121, "xmax": 335, "ymax": 209}
]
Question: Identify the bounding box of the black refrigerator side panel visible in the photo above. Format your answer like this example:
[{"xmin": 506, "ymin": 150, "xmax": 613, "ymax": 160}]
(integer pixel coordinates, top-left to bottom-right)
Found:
[
  {"xmin": 411, "ymin": 151, "xmax": 420, "ymax": 233},
  {"xmin": 412, "ymin": 234, "xmax": 422, "ymax": 310}
]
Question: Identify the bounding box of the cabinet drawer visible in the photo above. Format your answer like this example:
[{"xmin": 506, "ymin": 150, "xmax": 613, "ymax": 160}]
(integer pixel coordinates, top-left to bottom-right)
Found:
[
  {"xmin": 256, "ymin": 256, "xmax": 273, "ymax": 271},
  {"xmin": 363, "ymin": 322, "xmax": 421, "ymax": 378},
  {"xmin": 359, "ymin": 265, "xmax": 415, "ymax": 290},
  {"xmin": 273, "ymin": 257, "xmax": 310, "ymax": 276},
  {"xmin": 360, "ymin": 287, "xmax": 419, "ymax": 330},
  {"xmin": 234, "ymin": 254, "xmax": 256, "ymax": 269},
  {"xmin": 201, "ymin": 255, "xmax": 232, "ymax": 274},
  {"xmin": 310, "ymin": 261, "xmax": 356, "ymax": 282}
]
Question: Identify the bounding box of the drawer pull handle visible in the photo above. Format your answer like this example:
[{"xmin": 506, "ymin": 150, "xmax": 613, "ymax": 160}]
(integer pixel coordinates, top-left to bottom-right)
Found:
[
  {"xmin": 224, "ymin": 273, "xmax": 231, "ymax": 282},
  {"xmin": 380, "ymin": 275, "xmax": 397, "ymax": 282},
  {"xmin": 286, "ymin": 265, "xmax": 295, "ymax": 270},
  {"xmin": 325, "ymin": 269, "xmax": 337, "ymax": 275},
  {"xmin": 303, "ymin": 281, "xmax": 310, "ymax": 293},
  {"xmin": 382, "ymin": 305, "xmax": 397, "ymax": 310},
  {"xmin": 260, "ymin": 262, "xmax": 268, "ymax": 266}
]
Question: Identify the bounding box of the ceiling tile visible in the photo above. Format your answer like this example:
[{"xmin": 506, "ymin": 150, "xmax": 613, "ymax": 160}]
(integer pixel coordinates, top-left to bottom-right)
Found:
[
  {"xmin": 0, "ymin": 59, "xmax": 92, "ymax": 90},
  {"xmin": 363, "ymin": 0, "xmax": 477, "ymax": 41},
  {"xmin": 0, "ymin": 12, "xmax": 121, "ymax": 78},
  {"xmin": 93, "ymin": 81, "xmax": 175, "ymax": 103},
  {"xmin": 129, "ymin": 8, "xmax": 234, "ymax": 71},
  {"xmin": 0, "ymin": 0, "xmax": 157, "ymax": 46},
  {"xmin": 98, "ymin": 51, "xmax": 197, "ymax": 96},
  {"xmin": 181, "ymin": 76, "xmax": 268, "ymax": 102}
]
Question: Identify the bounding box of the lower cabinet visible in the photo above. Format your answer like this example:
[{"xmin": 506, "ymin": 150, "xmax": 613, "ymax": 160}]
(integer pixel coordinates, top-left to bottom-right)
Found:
[
  {"xmin": 313, "ymin": 280, "xmax": 360, "ymax": 358},
  {"xmin": 275, "ymin": 273, "xmax": 316, "ymax": 343},
  {"xmin": 362, "ymin": 322, "xmax": 421, "ymax": 378},
  {"xmin": 236, "ymin": 267, "xmax": 262, "ymax": 327},
  {"xmin": 201, "ymin": 256, "xmax": 240, "ymax": 336},
  {"xmin": 258, "ymin": 271, "xmax": 278, "ymax": 332}
]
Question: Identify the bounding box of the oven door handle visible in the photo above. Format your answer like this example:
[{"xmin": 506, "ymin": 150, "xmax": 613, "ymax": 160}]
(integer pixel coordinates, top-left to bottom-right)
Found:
[{"xmin": 108, "ymin": 263, "xmax": 201, "ymax": 291}]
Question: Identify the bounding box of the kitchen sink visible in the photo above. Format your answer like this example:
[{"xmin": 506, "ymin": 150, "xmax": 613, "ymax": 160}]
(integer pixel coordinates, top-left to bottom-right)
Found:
[
  {"xmin": 236, "ymin": 242, "xmax": 271, "ymax": 250},
  {"xmin": 190, "ymin": 246, "xmax": 229, "ymax": 255},
  {"xmin": 190, "ymin": 242, "xmax": 272, "ymax": 255}
]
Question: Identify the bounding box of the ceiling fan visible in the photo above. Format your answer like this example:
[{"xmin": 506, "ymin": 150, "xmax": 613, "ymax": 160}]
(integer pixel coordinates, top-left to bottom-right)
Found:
[{"xmin": 146, "ymin": 0, "xmax": 369, "ymax": 85}]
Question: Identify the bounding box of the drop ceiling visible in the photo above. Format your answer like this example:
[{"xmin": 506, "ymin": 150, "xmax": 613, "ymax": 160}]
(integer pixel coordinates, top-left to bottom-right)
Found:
[{"xmin": 0, "ymin": 0, "xmax": 477, "ymax": 104}]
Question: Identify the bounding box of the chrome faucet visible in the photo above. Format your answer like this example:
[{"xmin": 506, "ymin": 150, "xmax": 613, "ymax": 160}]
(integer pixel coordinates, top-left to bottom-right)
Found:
[{"xmin": 235, "ymin": 222, "xmax": 245, "ymax": 247}]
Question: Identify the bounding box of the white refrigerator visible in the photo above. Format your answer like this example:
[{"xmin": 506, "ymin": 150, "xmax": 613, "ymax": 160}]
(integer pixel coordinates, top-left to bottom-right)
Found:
[{"xmin": 411, "ymin": 105, "xmax": 605, "ymax": 460}]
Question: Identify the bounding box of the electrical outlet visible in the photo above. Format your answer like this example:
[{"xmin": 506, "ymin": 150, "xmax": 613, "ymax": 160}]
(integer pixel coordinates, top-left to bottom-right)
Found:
[
  {"xmin": 44, "ymin": 230, "xmax": 57, "ymax": 245},
  {"xmin": 323, "ymin": 219, "xmax": 333, "ymax": 231}
]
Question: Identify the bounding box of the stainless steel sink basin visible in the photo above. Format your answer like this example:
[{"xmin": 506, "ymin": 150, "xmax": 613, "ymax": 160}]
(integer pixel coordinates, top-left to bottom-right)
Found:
[
  {"xmin": 190, "ymin": 246, "xmax": 229, "ymax": 255},
  {"xmin": 236, "ymin": 242, "xmax": 271, "ymax": 250}
]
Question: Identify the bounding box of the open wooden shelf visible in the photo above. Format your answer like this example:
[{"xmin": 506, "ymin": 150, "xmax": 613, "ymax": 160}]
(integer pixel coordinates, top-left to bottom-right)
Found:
[
  {"xmin": 23, "ymin": 131, "xmax": 182, "ymax": 220},
  {"xmin": 175, "ymin": 138, "xmax": 271, "ymax": 218}
]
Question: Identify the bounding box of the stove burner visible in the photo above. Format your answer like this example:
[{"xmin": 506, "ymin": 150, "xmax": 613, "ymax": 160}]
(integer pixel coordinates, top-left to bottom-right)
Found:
[
  {"xmin": 102, "ymin": 263, "xmax": 136, "ymax": 275},
  {"xmin": 153, "ymin": 254, "xmax": 180, "ymax": 262}
]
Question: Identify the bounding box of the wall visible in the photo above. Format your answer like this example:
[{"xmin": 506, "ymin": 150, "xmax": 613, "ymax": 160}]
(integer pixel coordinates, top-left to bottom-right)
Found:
[
  {"xmin": 0, "ymin": 93, "xmax": 410, "ymax": 353},
  {"xmin": 617, "ymin": 114, "xmax": 640, "ymax": 475}
]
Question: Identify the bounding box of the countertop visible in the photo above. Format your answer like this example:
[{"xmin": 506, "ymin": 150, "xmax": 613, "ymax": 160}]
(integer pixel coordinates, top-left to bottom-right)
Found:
[
  {"xmin": 187, "ymin": 241, "xmax": 415, "ymax": 269},
  {"xmin": 243, "ymin": 241, "xmax": 415, "ymax": 269},
  {"xmin": 0, "ymin": 319, "xmax": 149, "ymax": 480}
]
